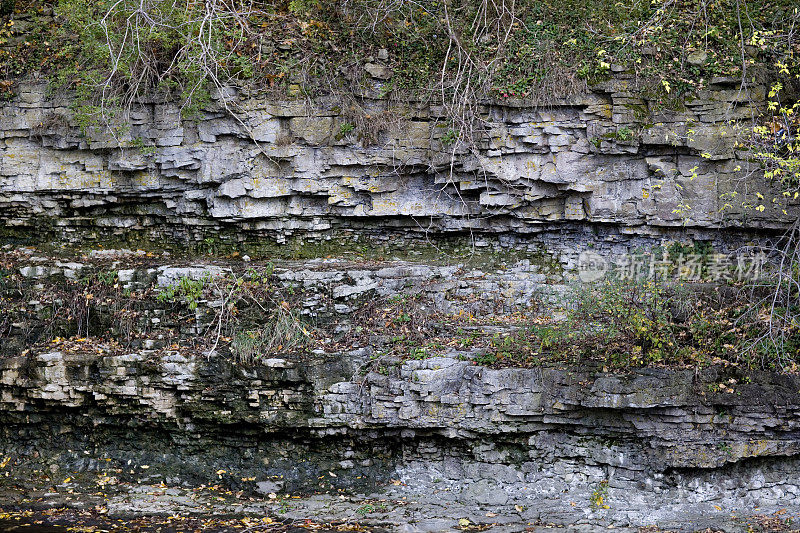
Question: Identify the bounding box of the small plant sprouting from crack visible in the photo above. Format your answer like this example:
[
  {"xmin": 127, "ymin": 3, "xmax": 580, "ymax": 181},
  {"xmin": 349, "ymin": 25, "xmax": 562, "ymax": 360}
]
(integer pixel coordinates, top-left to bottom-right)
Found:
[{"xmin": 590, "ymin": 480, "xmax": 609, "ymax": 510}]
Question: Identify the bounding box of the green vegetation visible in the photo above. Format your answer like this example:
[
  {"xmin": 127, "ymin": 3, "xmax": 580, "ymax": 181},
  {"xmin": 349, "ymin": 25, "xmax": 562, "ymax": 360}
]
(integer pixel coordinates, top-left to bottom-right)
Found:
[
  {"xmin": 231, "ymin": 301, "xmax": 311, "ymax": 366},
  {"xmin": 470, "ymin": 274, "xmax": 800, "ymax": 371},
  {"xmin": 0, "ymin": 1, "xmax": 797, "ymax": 118},
  {"xmin": 530, "ymin": 278, "xmax": 696, "ymax": 367},
  {"xmin": 614, "ymin": 126, "xmax": 634, "ymax": 142},
  {"xmin": 157, "ymin": 275, "xmax": 208, "ymax": 311},
  {"xmin": 1, "ymin": 243, "xmax": 798, "ymax": 372},
  {"xmin": 441, "ymin": 128, "xmax": 458, "ymax": 147},
  {"xmin": 156, "ymin": 267, "xmax": 312, "ymax": 364},
  {"xmin": 590, "ymin": 480, "xmax": 610, "ymax": 510},
  {"xmin": 0, "ymin": 253, "xmax": 311, "ymax": 365},
  {"xmin": 724, "ymin": 65, "xmax": 800, "ymax": 365},
  {"xmin": 338, "ymin": 121, "xmax": 355, "ymax": 137}
]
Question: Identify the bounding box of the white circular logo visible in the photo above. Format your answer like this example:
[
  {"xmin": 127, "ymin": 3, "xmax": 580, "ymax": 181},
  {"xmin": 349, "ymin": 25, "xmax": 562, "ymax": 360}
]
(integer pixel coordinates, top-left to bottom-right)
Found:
[{"xmin": 578, "ymin": 251, "xmax": 608, "ymax": 282}]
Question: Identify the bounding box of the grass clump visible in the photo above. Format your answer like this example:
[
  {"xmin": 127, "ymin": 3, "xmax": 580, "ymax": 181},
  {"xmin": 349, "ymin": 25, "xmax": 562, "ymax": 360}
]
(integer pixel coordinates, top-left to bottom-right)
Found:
[{"xmin": 231, "ymin": 303, "xmax": 312, "ymax": 366}]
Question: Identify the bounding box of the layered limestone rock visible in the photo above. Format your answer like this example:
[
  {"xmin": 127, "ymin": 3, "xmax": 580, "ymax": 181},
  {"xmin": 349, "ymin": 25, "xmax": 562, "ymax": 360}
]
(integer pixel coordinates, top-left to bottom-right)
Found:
[
  {"xmin": 2, "ymin": 347, "xmax": 799, "ymax": 528},
  {"xmin": 3, "ymin": 73, "xmax": 799, "ymax": 530},
  {"xmin": 2, "ymin": 250, "xmax": 800, "ymax": 529},
  {"xmin": 0, "ymin": 78, "xmax": 793, "ymax": 257}
]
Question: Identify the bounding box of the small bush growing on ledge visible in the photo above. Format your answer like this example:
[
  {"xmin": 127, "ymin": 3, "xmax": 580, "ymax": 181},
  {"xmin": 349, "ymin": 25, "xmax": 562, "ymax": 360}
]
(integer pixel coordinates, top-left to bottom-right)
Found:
[
  {"xmin": 157, "ymin": 275, "xmax": 208, "ymax": 311},
  {"xmin": 475, "ymin": 275, "xmax": 800, "ymax": 371},
  {"xmin": 519, "ymin": 277, "xmax": 697, "ymax": 368}
]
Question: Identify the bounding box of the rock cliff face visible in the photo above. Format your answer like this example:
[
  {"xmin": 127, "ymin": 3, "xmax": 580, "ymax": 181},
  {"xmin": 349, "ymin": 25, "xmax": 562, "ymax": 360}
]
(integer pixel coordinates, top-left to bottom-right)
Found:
[
  {"xmin": 1, "ymin": 254, "xmax": 800, "ymax": 529},
  {"xmin": 0, "ymin": 77, "xmax": 793, "ymax": 265},
  {"xmin": 3, "ymin": 77, "xmax": 800, "ymax": 529},
  {"xmin": 2, "ymin": 345, "xmax": 800, "ymax": 529}
]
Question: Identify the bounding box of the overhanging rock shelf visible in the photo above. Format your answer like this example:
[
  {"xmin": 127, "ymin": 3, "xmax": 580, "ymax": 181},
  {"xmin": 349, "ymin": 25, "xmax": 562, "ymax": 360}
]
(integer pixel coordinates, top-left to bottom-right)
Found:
[
  {"xmin": 2, "ymin": 347, "xmax": 800, "ymax": 529},
  {"xmin": 1, "ymin": 77, "xmax": 793, "ymax": 269}
]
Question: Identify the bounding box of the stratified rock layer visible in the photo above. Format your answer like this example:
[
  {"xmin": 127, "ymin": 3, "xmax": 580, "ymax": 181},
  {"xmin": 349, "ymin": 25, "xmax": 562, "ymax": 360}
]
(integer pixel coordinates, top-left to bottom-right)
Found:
[
  {"xmin": 2, "ymin": 346, "xmax": 799, "ymax": 529},
  {"xmin": 0, "ymin": 78, "xmax": 794, "ymax": 264},
  {"xmin": 3, "ymin": 74, "xmax": 800, "ymax": 530}
]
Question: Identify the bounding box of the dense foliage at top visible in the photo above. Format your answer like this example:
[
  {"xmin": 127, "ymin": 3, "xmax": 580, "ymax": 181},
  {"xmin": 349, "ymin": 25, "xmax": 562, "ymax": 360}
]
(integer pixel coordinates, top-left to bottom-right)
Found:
[{"xmin": 0, "ymin": 0, "xmax": 798, "ymax": 111}]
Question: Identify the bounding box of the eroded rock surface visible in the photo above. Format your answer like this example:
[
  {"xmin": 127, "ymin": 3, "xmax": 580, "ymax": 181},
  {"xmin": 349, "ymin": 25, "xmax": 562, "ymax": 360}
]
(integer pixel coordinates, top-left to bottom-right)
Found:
[
  {"xmin": 1, "ymin": 79, "xmax": 794, "ymax": 269},
  {"xmin": 2, "ymin": 74, "xmax": 800, "ymax": 531},
  {"xmin": 2, "ymin": 345, "xmax": 800, "ymax": 530}
]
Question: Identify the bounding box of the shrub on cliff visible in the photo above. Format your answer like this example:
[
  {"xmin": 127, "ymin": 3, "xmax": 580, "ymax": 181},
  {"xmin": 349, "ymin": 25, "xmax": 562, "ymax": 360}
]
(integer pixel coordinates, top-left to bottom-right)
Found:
[{"xmin": 477, "ymin": 273, "xmax": 800, "ymax": 371}]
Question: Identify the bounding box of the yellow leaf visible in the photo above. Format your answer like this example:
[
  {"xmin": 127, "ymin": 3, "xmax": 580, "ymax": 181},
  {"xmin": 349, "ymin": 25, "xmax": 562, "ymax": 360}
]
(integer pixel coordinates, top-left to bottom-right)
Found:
[{"xmin": 458, "ymin": 519, "xmax": 471, "ymax": 527}]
